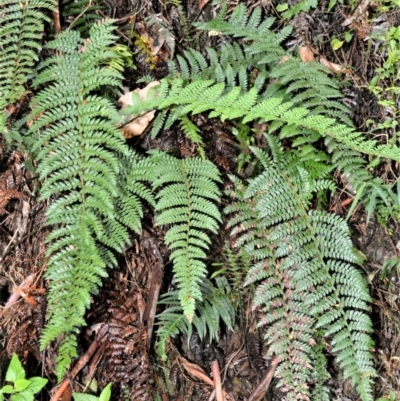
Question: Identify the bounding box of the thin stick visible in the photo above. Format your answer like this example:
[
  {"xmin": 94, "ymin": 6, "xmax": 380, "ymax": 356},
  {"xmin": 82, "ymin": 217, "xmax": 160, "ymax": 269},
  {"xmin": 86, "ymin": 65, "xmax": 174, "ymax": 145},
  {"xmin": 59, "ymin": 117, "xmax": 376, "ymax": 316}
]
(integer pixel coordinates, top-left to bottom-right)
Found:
[
  {"xmin": 207, "ymin": 389, "xmax": 216, "ymax": 401},
  {"xmin": 211, "ymin": 360, "xmax": 224, "ymax": 401},
  {"xmin": 49, "ymin": 326, "xmax": 105, "ymax": 401}
]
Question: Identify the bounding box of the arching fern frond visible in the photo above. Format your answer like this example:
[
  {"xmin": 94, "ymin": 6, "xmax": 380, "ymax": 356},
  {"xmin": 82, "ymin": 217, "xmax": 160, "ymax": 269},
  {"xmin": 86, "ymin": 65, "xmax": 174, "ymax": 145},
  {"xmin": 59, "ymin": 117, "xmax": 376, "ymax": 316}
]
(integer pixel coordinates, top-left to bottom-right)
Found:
[
  {"xmin": 150, "ymin": 152, "xmax": 222, "ymax": 320},
  {"xmin": 226, "ymin": 145, "xmax": 375, "ymax": 401},
  {"xmin": 126, "ymin": 79, "xmax": 400, "ymax": 162},
  {"xmin": 28, "ymin": 20, "xmax": 154, "ymax": 380}
]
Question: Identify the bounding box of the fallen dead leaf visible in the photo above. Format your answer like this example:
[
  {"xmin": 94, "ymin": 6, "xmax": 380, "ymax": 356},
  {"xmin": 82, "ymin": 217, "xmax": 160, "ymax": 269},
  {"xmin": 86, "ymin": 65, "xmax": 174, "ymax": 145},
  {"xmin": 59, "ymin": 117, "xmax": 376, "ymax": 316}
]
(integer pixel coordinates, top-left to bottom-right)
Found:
[
  {"xmin": 279, "ymin": 55, "xmax": 290, "ymax": 64},
  {"xmin": 119, "ymin": 81, "xmax": 160, "ymax": 138},
  {"xmin": 320, "ymin": 57, "xmax": 352, "ymax": 75},
  {"xmin": 299, "ymin": 46, "xmax": 314, "ymax": 62}
]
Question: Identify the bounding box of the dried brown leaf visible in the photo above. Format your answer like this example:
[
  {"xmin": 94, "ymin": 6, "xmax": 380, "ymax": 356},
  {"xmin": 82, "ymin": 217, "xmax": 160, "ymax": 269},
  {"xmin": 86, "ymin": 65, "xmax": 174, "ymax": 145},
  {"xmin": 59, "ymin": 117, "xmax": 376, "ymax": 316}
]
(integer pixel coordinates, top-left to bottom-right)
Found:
[
  {"xmin": 299, "ymin": 46, "xmax": 314, "ymax": 62},
  {"xmin": 119, "ymin": 81, "xmax": 160, "ymax": 139},
  {"xmin": 198, "ymin": 0, "xmax": 211, "ymax": 11},
  {"xmin": 320, "ymin": 57, "xmax": 352, "ymax": 74},
  {"xmin": 182, "ymin": 358, "xmax": 214, "ymax": 387}
]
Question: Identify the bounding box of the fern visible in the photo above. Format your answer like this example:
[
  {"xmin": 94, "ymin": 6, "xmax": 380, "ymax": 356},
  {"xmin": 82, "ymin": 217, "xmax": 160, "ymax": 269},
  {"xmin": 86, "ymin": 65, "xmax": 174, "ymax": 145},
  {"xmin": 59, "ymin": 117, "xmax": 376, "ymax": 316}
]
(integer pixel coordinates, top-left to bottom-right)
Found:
[
  {"xmin": 28, "ymin": 20, "xmax": 154, "ymax": 379},
  {"xmin": 126, "ymin": 79, "xmax": 400, "ymax": 162},
  {"xmin": 61, "ymin": 0, "xmax": 103, "ymax": 34},
  {"xmin": 193, "ymin": 3, "xmax": 398, "ymax": 214},
  {"xmin": 0, "ymin": 0, "xmax": 55, "ymax": 139},
  {"xmin": 178, "ymin": 115, "xmax": 205, "ymax": 158},
  {"xmin": 149, "ymin": 152, "xmax": 222, "ymax": 320},
  {"xmin": 225, "ymin": 144, "xmax": 375, "ymax": 401},
  {"xmin": 156, "ymin": 277, "xmax": 234, "ymax": 360}
]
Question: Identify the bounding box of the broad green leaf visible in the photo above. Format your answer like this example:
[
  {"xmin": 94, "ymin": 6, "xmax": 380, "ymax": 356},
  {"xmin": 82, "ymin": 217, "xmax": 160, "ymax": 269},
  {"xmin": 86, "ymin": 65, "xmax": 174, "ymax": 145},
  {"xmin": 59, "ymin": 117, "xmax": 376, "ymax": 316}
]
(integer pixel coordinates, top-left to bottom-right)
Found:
[
  {"xmin": 13, "ymin": 379, "xmax": 31, "ymax": 392},
  {"xmin": 331, "ymin": 38, "xmax": 344, "ymax": 50},
  {"xmin": 276, "ymin": 3, "xmax": 289, "ymax": 11},
  {"xmin": 99, "ymin": 383, "xmax": 112, "ymax": 401},
  {"xmin": 0, "ymin": 385, "xmax": 15, "ymax": 394},
  {"xmin": 10, "ymin": 390, "xmax": 33, "ymax": 401},
  {"xmin": 6, "ymin": 355, "xmax": 25, "ymax": 382},
  {"xmin": 26, "ymin": 377, "xmax": 48, "ymax": 394}
]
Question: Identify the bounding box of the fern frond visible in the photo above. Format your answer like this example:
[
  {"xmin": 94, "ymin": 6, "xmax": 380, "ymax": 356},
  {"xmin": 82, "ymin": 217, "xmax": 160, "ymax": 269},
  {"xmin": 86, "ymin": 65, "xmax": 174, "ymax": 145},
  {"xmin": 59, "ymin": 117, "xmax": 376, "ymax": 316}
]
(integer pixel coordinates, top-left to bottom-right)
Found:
[
  {"xmin": 226, "ymin": 145, "xmax": 375, "ymax": 400},
  {"xmin": 150, "ymin": 152, "xmax": 222, "ymax": 320},
  {"xmin": 127, "ymin": 79, "xmax": 400, "ymax": 164},
  {"xmin": 0, "ymin": 0, "xmax": 55, "ymax": 144},
  {"xmin": 179, "ymin": 115, "xmax": 205, "ymax": 157},
  {"xmin": 61, "ymin": 0, "xmax": 103, "ymax": 34},
  {"xmin": 28, "ymin": 21, "xmax": 153, "ymax": 380}
]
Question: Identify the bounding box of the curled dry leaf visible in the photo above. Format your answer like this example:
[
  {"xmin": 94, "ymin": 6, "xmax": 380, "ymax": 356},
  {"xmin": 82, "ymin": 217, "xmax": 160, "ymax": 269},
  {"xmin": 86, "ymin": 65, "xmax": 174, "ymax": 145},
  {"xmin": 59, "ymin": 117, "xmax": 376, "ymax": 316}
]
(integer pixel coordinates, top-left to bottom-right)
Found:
[
  {"xmin": 181, "ymin": 357, "xmax": 214, "ymax": 387},
  {"xmin": 299, "ymin": 46, "xmax": 314, "ymax": 62},
  {"xmin": 181, "ymin": 358, "xmax": 232, "ymax": 401},
  {"xmin": 0, "ymin": 273, "xmax": 37, "ymax": 318},
  {"xmin": 320, "ymin": 57, "xmax": 352, "ymax": 75},
  {"xmin": 119, "ymin": 81, "xmax": 160, "ymax": 139}
]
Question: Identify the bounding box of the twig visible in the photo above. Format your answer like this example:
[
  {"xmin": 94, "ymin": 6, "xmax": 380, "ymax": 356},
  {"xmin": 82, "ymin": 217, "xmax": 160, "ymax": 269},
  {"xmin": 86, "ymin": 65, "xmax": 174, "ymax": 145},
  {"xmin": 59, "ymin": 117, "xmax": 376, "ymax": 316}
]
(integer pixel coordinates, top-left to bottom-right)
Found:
[
  {"xmin": 0, "ymin": 229, "xmax": 18, "ymax": 261},
  {"xmin": 207, "ymin": 389, "xmax": 216, "ymax": 401},
  {"xmin": 49, "ymin": 325, "xmax": 105, "ymax": 401},
  {"xmin": 181, "ymin": 358, "xmax": 232, "ymax": 401},
  {"xmin": 247, "ymin": 356, "xmax": 280, "ymax": 401},
  {"xmin": 67, "ymin": 0, "xmax": 92, "ymax": 31},
  {"xmin": 211, "ymin": 360, "xmax": 224, "ymax": 401}
]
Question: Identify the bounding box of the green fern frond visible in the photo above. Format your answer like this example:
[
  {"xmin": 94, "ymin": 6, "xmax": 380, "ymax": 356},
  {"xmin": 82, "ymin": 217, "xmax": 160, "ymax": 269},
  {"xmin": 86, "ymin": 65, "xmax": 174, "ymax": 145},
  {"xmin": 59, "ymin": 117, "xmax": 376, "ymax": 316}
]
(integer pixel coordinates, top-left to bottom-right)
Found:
[
  {"xmin": 0, "ymin": 0, "xmax": 55, "ymax": 144},
  {"xmin": 61, "ymin": 0, "xmax": 103, "ymax": 34},
  {"xmin": 226, "ymin": 145, "xmax": 375, "ymax": 401},
  {"xmin": 156, "ymin": 277, "xmax": 234, "ymax": 360},
  {"xmin": 150, "ymin": 152, "xmax": 222, "ymax": 320},
  {"xmin": 179, "ymin": 115, "xmax": 205, "ymax": 158},
  {"xmin": 28, "ymin": 21, "xmax": 153, "ymax": 380},
  {"xmin": 126, "ymin": 79, "xmax": 400, "ymax": 164}
]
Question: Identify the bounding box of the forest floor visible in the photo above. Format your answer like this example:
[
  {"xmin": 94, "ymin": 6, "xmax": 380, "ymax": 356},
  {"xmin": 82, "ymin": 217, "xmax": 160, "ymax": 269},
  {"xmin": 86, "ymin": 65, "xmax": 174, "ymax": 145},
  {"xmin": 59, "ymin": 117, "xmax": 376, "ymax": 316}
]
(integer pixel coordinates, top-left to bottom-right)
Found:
[{"xmin": 1, "ymin": 1, "xmax": 400, "ymax": 400}]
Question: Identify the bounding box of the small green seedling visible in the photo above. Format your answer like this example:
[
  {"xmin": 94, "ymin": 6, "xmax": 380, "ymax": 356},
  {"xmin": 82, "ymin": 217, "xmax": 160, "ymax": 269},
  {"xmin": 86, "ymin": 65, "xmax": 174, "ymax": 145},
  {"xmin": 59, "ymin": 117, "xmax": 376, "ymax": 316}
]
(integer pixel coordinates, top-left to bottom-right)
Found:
[
  {"xmin": 376, "ymin": 390, "xmax": 398, "ymax": 401},
  {"xmin": 0, "ymin": 354, "xmax": 47, "ymax": 401},
  {"xmin": 72, "ymin": 383, "xmax": 112, "ymax": 401}
]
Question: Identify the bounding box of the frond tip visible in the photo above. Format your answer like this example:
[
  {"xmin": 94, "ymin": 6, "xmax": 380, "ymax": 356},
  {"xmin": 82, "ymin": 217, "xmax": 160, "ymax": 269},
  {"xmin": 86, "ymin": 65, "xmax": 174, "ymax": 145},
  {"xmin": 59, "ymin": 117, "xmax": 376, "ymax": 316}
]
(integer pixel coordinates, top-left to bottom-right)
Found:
[
  {"xmin": 150, "ymin": 152, "xmax": 222, "ymax": 320},
  {"xmin": 156, "ymin": 277, "xmax": 234, "ymax": 360}
]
